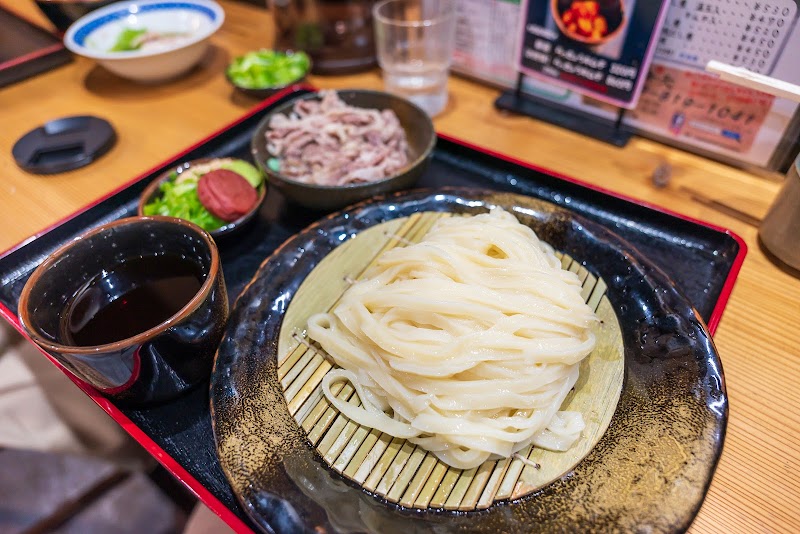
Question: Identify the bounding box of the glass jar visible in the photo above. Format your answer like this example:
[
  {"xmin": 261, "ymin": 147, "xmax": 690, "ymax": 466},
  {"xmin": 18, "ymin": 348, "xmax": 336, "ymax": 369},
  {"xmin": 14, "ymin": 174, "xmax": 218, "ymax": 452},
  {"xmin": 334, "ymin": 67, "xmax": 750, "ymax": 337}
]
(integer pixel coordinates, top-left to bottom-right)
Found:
[{"xmin": 271, "ymin": 0, "xmax": 378, "ymax": 74}]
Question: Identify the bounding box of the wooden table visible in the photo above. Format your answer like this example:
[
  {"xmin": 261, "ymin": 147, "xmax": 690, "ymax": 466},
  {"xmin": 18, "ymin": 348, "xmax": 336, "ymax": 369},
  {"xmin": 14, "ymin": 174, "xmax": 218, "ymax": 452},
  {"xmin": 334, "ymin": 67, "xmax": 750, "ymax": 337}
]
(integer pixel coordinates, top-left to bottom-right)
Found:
[{"xmin": 1, "ymin": 2, "xmax": 798, "ymax": 532}]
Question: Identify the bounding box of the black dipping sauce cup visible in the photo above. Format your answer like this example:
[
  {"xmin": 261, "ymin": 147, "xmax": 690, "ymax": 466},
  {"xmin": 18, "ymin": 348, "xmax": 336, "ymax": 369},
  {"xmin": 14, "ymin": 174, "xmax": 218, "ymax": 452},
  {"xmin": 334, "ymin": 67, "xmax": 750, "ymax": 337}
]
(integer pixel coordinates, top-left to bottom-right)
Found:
[{"xmin": 18, "ymin": 216, "xmax": 229, "ymax": 407}]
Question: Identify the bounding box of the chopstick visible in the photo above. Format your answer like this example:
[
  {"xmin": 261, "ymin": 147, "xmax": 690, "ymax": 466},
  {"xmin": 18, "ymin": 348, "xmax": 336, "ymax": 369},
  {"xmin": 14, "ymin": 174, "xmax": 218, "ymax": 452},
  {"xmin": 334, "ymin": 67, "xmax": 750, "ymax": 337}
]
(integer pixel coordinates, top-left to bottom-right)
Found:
[{"xmin": 705, "ymin": 60, "xmax": 800, "ymax": 103}]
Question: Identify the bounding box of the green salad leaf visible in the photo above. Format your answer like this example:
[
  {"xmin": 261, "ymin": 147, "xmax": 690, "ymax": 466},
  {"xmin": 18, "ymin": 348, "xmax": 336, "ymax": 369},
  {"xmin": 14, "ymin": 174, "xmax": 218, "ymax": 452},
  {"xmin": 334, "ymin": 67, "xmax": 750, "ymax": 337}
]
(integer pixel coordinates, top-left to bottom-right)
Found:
[
  {"xmin": 226, "ymin": 49, "xmax": 310, "ymax": 89},
  {"xmin": 142, "ymin": 173, "xmax": 225, "ymax": 231},
  {"xmin": 110, "ymin": 28, "xmax": 147, "ymax": 52}
]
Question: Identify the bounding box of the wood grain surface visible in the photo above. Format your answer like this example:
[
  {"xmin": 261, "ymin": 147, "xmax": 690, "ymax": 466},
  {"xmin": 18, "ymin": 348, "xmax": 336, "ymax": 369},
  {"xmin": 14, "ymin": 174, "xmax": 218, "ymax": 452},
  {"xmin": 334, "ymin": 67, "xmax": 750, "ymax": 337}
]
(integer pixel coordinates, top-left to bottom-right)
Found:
[{"xmin": 1, "ymin": 1, "xmax": 798, "ymax": 532}]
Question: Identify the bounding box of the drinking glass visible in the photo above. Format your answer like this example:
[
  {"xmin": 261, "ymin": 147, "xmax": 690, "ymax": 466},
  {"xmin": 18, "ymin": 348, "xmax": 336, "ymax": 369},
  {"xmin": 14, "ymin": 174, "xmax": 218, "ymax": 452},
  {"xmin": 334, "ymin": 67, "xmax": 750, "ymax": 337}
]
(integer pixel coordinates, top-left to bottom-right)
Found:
[{"xmin": 373, "ymin": 0, "xmax": 456, "ymax": 117}]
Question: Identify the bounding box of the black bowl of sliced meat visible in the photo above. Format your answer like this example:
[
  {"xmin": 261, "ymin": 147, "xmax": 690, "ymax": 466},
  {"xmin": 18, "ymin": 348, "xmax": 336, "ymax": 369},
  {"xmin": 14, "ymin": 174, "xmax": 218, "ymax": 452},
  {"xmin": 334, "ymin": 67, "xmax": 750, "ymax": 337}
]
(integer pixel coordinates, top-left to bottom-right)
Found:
[{"xmin": 250, "ymin": 89, "xmax": 436, "ymax": 211}]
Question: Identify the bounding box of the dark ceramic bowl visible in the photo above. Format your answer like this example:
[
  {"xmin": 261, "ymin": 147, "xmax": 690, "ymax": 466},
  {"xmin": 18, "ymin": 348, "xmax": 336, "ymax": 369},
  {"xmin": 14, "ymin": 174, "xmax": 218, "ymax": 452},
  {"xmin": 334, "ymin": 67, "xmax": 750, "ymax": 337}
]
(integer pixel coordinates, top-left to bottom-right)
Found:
[
  {"xmin": 34, "ymin": 0, "xmax": 117, "ymax": 33},
  {"xmin": 250, "ymin": 89, "xmax": 436, "ymax": 211},
  {"xmin": 210, "ymin": 188, "xmax": 727, "ymax": 533},
  {"xmin": 138, "ymin": 158, "xmax": 267, "ymax": 239},
  {"xmin": 18, "ymin": 216, "xmax": 229, "ymax": 407}
]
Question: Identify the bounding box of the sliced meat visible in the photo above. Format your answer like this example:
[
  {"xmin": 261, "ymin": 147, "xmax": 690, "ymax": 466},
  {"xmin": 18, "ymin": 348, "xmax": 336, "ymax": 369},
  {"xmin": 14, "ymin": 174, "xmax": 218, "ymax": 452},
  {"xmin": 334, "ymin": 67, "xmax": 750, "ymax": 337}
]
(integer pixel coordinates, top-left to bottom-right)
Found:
[{"xmin": 265, "ymin": 91, "xmax": 409, "ymax": 186}]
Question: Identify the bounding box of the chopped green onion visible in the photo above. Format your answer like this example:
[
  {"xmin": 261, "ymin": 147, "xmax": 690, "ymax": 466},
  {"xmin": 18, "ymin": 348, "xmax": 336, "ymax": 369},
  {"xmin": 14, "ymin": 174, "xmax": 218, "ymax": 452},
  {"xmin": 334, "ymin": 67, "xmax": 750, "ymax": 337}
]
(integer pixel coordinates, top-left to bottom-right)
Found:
[
  {"xmin": 110, "ymin": 28, "xmax": 147, "ymax": 52},
  {"xmin": 226, "ymin": 50, "xmax": 311, "ymax": 89}
]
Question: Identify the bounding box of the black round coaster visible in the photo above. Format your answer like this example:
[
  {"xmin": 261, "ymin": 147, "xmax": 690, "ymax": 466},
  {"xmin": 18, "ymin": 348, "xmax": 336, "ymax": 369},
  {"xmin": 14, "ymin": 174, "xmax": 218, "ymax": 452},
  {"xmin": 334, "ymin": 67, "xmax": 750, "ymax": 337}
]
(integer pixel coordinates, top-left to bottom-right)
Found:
[{"xmin": 12, "ymin": 115, "xmax": 116, "ymax": 174}]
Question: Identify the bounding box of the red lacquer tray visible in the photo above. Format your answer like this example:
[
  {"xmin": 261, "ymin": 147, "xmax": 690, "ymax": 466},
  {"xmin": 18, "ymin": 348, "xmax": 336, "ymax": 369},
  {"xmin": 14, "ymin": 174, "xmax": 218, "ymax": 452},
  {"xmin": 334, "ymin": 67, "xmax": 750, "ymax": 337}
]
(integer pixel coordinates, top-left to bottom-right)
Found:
[{"xmin": 0, "ymin": 87, "xmax": 745, "ymax": 531}]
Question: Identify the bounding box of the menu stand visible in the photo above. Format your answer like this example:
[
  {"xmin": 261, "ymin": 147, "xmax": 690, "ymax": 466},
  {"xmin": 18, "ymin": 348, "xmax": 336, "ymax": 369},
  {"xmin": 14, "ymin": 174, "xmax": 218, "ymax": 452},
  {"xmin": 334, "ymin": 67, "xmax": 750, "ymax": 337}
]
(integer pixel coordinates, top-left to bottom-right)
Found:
[{"xmin": 495, "ymin": 72, "xmax": 631, "ymax": 148}]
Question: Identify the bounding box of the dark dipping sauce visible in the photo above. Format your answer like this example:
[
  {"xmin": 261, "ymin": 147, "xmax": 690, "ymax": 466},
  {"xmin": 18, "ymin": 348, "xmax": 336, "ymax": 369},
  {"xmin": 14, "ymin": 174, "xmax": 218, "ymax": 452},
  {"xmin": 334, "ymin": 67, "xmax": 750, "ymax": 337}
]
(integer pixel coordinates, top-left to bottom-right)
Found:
[{"xmin": 62, "ymin": 255, "xmax": 204, "ymax": 347}]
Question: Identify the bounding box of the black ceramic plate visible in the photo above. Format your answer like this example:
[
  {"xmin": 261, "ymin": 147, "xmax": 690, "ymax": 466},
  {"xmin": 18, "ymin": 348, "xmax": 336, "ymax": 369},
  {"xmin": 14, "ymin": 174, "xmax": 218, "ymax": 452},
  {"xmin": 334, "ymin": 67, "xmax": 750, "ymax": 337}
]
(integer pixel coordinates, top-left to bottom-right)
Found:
[{"xmin": 210, "ymin": 188, "xmax": 727, "ymax": 534}]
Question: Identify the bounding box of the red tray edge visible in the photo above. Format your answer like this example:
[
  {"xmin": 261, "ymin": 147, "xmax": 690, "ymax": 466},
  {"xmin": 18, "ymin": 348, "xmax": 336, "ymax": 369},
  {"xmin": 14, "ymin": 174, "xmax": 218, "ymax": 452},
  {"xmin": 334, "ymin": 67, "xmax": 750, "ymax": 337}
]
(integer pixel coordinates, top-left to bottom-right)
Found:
[
  {"xmin": 0, "ymin": 84, "xmax": 313, "ymax": 264},
  {"xmin": 0, "ymin": 85, "xmax": 308, "ymax": 534},
  {"xmin": 0, "ymin": 83, "xmax": 748, "ymax": 533},
  {"xmin": 0, "ymin": 303, "xmax": 254, "ymax": 533},
  {"xmin": 0, "ymin": 4, "xmax": 69, "ymax": 72}
]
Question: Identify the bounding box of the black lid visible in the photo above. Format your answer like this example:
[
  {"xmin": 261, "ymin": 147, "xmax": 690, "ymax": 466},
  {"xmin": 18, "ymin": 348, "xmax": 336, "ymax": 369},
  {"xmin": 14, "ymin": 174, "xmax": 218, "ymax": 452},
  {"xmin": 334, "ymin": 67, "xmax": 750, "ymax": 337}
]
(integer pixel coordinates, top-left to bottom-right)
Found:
[{"xmin": 12, "ymin": 115, "xmax": 116, "ymax": 174}]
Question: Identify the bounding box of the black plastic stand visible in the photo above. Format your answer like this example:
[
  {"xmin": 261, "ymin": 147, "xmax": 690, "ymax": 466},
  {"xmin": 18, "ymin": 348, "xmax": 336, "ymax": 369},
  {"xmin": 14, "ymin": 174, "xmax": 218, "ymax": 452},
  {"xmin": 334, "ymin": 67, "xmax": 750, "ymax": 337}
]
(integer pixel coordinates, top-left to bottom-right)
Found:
[{"xmin": 495, "ymin": 72, "xmax": 632, "ymax": 147}]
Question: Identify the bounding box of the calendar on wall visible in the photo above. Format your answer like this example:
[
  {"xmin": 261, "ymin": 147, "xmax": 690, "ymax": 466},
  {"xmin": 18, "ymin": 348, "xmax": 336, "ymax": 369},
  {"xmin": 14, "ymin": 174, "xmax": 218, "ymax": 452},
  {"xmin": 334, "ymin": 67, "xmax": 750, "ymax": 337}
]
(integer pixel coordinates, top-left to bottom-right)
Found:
[
  {"xmin": 655, "ymin": 0, "xmax": 797, "ymax": 75},
  {"xmin": 452, "ymin": 0, "xmax": 800, "ymax": 170}
]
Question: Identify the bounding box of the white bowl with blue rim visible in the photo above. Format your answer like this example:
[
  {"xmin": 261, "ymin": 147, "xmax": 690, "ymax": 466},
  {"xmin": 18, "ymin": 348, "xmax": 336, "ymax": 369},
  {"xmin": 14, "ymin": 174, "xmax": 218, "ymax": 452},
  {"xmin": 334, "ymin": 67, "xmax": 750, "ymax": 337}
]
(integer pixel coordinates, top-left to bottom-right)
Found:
[{"xmin": 64, "ymin": 0, "xmax": 224, "ymax": 83}]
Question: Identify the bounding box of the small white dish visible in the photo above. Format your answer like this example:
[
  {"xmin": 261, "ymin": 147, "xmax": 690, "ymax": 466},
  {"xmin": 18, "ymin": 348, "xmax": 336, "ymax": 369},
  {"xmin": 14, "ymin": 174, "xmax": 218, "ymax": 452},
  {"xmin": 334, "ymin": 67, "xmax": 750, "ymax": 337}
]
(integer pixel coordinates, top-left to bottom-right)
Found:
[{"xmin": 64, "ymin": 0, "xmax": 224, "ymax": 83}]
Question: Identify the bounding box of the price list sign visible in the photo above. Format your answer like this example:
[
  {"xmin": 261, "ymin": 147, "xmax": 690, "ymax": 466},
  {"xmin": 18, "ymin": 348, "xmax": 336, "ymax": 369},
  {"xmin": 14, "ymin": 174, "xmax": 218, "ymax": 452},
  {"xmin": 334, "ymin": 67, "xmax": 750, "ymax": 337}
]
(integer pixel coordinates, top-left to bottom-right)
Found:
[
  {"xmin": 656, "ymin": 0, "xmax": 798, "ymax": 75},
  {"xmin": 517, "ymin": 0, "xmax": 670, "ymax": 108}
]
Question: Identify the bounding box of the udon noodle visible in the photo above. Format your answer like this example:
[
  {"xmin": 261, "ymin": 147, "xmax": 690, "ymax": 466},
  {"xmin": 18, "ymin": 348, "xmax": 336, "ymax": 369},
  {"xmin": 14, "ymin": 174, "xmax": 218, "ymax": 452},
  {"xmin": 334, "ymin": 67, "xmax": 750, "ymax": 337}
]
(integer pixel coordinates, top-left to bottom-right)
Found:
[{"xmin": 307, "ymin": 208, "xmax": 598, "ymax": 469}]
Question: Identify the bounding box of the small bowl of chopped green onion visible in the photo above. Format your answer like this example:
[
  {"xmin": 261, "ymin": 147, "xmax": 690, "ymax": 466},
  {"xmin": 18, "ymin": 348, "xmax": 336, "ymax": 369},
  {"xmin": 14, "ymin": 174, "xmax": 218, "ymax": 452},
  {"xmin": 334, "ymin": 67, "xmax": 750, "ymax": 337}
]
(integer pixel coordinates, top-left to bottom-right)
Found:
[
  {"xmin": 226, "ymin": 49, "xmax": 311, "ymax": 99},
  {"xmin": 139, "ymin": 158, "xmax": 267, "ymax": 239}
]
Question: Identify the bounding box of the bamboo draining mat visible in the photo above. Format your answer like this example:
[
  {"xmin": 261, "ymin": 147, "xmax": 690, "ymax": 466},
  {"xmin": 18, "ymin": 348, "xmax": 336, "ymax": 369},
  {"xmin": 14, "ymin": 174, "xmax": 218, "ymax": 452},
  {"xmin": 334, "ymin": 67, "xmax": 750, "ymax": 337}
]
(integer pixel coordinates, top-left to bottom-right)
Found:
[{"xmin": 277, "ymin": 212, "xmax": 624, "ymax": 510}]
